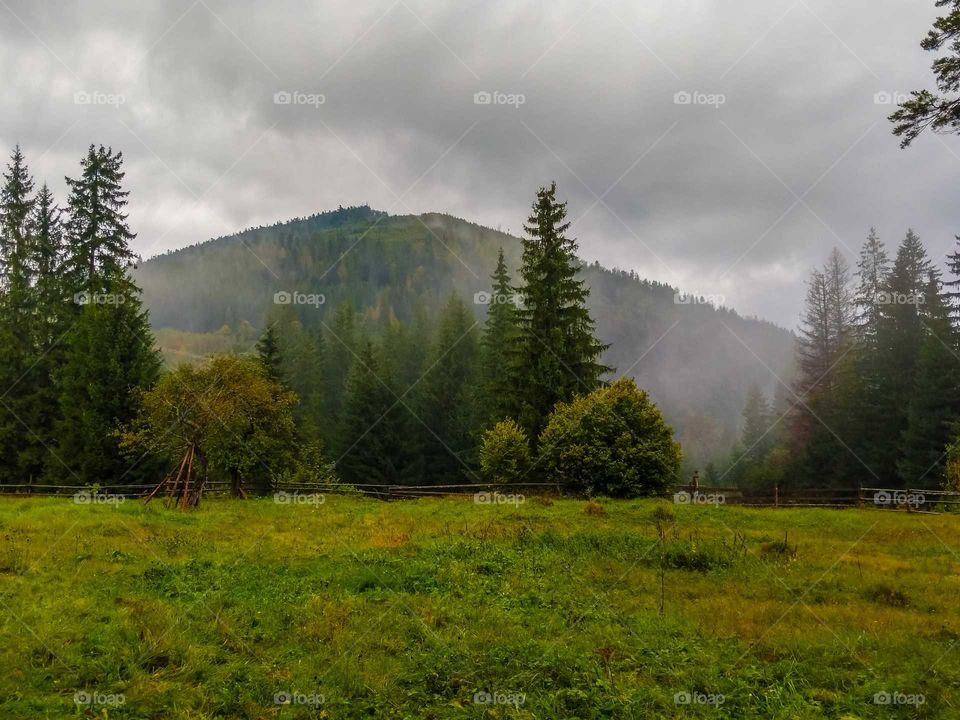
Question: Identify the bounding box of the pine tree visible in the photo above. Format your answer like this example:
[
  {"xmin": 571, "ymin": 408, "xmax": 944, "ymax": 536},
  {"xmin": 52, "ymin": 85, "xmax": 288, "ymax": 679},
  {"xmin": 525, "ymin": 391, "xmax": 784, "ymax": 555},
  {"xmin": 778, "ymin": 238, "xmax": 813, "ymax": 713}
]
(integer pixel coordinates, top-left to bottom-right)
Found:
[
  {"xmin": 50, "ymin": 146, "xmax": 161, "ymax": 486},
  {"xmin": 335, "ymin": 342, "xmax": 420, "ymax": 485},
  {"xmin": 897, "ymin": 272, "xmax": 960, "ymax": 487},
  {"xmin": 479, "ymin": 248, "xmax": 518, "ymax": 427},
  {"xmin": 511, "ymin": 182, "xmax": 610, "ymax": 442},
  {"xmin": 415, "ymin": 294, "xmax": 480, "ymax": 484}
]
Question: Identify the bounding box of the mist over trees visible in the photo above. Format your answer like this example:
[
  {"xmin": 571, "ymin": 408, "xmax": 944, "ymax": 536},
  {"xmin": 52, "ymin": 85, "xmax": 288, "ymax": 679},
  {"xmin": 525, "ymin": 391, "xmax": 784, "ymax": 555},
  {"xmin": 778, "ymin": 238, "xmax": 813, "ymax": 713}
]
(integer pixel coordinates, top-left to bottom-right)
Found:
[
  {"xmin": 724, "ymin": 227, "xmax": 960, "ymax": 492},
  {"xmin": 136, "ymin": 207, "xmax": 793, "ymax": 472},
  {"xmin": 0, "ymin": 164, "xmax": 685, "ymax": 498},
  {"xmin": 5, "ymin": 138, "xmax": 960, "ymax": 499}
]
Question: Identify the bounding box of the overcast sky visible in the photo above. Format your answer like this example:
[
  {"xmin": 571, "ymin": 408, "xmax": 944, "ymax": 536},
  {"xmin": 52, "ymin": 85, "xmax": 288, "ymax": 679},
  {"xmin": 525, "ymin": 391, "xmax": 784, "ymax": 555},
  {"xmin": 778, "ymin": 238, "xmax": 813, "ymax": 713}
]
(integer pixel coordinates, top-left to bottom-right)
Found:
[{"xmin": 1, "ymin": 0, "xmax": 957, "ymax": 326}]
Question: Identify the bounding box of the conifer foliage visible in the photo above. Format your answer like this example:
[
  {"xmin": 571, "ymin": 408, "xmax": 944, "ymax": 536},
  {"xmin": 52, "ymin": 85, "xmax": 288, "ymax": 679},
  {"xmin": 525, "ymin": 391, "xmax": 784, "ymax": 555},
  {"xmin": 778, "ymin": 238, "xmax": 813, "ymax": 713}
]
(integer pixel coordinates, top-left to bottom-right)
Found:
[
  {"xmin": 730, "ymin": 228, "xmax": 960, "ymax": 492},
  {"xmin": 0, "ymin": 144, "xmax": 159, "ymax": 488},
  {"xmin": 509, "ymin": 182, "xmax": 610, "ymax": 442}
]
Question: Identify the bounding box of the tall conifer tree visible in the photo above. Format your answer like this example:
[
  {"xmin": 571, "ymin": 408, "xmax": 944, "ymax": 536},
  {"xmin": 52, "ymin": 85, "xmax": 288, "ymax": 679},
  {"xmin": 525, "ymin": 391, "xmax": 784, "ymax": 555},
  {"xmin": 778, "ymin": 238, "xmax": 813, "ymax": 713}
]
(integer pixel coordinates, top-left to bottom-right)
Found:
[
  {"xmin": 479, "ymin": 248, "xmax": 518, "ymax": 427},
  {"xmin": 0, "ymin": 147, "xmax": 36, "ymax": 485},
  {"xmin": 867, "ymin": 229, "xmax": 933, "ymax": 485},
  {"xmin": 511, "ymin": 182, "xmax": 609, "ymax": 443},
  {"xmin": 51, "ymin": 146, "xmax": 160, "ymax": 485},
  {"xmin": 335, "ymin": 342, "xmax": 420, "ymax": 485},
  {"xmin": 898, "ymin": 272, "xmax": 960, "ymax": 486},
  {"xmin": 416, "ymin": 294, "xmax": 480, "ymax": 484}
]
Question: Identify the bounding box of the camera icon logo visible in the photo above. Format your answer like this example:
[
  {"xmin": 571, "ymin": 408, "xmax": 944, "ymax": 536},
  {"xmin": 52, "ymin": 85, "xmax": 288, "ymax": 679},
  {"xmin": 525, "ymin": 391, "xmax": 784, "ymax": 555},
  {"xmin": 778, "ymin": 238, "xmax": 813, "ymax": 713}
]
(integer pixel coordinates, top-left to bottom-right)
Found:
[
  {"xmin": 274, "ymin": 291, "xmax": 292, "ymax": 305},
  {"xmin": 474, "ymin": 91, "xmax": 492, "ymax": 105},
  {"xmin": 673, "ymin": 91, "xmax": 692, "ymax": 105},
  {"xmin": 274, "ymin": 91, "xmax": 292, "ymax": 105}
]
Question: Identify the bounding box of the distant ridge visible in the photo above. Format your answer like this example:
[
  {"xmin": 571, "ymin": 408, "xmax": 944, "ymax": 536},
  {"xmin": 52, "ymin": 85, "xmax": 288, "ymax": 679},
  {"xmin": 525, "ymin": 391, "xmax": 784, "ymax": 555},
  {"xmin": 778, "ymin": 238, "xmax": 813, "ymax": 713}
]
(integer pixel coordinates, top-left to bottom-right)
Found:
[{"xmin": 136, "ymin": 207, "xmax": 794, "ymax": 469}]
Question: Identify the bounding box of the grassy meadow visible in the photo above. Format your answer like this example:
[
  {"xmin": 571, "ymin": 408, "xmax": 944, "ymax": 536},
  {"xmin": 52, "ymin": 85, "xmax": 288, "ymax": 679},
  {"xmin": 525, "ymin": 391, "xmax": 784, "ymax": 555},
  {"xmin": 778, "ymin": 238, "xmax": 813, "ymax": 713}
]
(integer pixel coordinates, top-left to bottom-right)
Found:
[{"xmin": 0, "ymin": 494, "xmax": 957, "ymax": 719}]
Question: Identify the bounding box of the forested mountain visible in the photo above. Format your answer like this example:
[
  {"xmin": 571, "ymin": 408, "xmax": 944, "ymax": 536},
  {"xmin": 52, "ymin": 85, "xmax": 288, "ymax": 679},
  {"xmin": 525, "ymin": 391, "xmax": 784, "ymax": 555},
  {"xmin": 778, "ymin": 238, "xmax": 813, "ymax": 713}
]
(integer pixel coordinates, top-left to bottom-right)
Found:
[{"xmin": 136, "ymin": 206, "xmax": 794, "ymax": 470}]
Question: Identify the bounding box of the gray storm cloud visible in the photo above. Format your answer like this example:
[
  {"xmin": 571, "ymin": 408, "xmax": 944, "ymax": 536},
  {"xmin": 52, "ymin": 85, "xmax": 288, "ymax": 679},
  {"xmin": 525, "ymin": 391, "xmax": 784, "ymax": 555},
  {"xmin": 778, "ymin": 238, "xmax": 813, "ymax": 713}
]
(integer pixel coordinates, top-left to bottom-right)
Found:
[{"xmin": 0, "ymin": 0, "xmax": 957, "ymax": 326}]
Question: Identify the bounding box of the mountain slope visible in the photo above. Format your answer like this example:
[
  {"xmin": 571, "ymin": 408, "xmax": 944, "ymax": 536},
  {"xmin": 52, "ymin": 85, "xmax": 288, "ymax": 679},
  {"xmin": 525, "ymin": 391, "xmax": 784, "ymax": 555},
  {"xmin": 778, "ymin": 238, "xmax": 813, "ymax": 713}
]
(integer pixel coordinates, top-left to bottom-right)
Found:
[{"xmin": 135, "ymin": 206, "xmax": 795, "ymax": 470}]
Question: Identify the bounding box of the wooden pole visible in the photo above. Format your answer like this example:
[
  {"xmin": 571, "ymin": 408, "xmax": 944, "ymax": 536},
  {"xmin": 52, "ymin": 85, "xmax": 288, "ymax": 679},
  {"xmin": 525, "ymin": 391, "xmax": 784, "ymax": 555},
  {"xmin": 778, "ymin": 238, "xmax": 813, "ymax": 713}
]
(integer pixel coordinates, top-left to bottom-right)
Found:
[
  {"xmin": 181, "ymin": 445, "xmax": 195, "ymax": 510},
  {"xmin": 144, "ymin": 450, "xmax": 189, "ymax": 505}
]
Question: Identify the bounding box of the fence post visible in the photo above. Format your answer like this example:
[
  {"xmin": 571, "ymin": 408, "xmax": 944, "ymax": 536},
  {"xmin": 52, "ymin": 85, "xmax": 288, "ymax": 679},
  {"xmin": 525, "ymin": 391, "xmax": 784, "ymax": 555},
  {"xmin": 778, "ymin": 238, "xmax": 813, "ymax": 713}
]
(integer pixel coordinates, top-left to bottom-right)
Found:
[{"xmin": 774, "ymin": 485, "xmax": 779, "ymax": 508}]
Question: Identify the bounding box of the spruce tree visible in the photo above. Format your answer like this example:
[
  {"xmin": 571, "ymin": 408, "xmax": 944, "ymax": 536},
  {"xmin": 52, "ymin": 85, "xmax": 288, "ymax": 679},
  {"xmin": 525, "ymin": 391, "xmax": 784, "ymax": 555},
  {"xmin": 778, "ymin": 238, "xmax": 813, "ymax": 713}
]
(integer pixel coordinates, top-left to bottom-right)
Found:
[
  {"xmin": 898, "ymin": 272, "xmax": 960, "ymax": 487},
  {"xmin": 256, "ymin": 323, "xmax": 284, "ymax": 384},
  {"xmin": 0, "ymin": 146, "xmax": 36, "ymax": 486},
  {"xmin": 854, "ymin": 229, "xmax": 890, "ymax": 340},
  {"xmin": 944, "ymin": 234, "xmax": 960, "ymax": 325},
  {"xmin": 741, "ymin": 383, "xmax": 774, "ymax": 455},
  {"xmin": 416, "ymin": 294, "xmax": 480, "ymax": 484},
  {"xmin": 52, "ymin": 300, "xmax": 161, "ymax": 485},
  {"xmin": 889, "ymin": 0, "xmax": 960, "ymax": 147},
  {"xmin": 479, "ymin": 248, "xmax": 518, "ymax": 427},
  {"xmin": 63, "ymin": 145, "xmax": 138, "ymax": 295},
  {"xmin": 30, "ymin": 184, "xmax": 68, "ymax": 337},
  {"xmin": 50, "ymin": 146, "xmax": 160, "ymax": 486},
  {"xmin": 14, "ymin": 184, "xmax": 68, "ymax": 484},
  {"xmin": 381, "ymin": 308, "xmax": 431, "ymax": 395},
  {"xmin": 281, "ymin": 322, "xmax": 326, "ymax": 445},
  {"xmin": 321, "ymin": 300, "xmax": 361, "ymax": 443},
  {"xmin": 511, "ymin": 182, "xmax": 610, "ymax": 442},
  {"xmin": 0, "ymin": 145, "xmax": 34, "ymax": 293},
  {"xmin": 789, "ymin": 250, "xmax": 858, "ymax": 487},
  {"xmin": 869, "ymin": 229, "xmax": 933, "ymax": 485},
  {"xmin": 335, "ymin": 342, "xmax": 420, "ymax": 485}
]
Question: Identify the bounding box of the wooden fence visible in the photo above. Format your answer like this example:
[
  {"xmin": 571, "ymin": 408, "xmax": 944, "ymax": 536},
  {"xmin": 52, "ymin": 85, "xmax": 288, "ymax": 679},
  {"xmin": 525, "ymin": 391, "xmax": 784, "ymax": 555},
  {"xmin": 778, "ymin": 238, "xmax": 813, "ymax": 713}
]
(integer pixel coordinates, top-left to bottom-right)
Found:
[
  {"xmin": 670, "ymin": 484, "xmax": 960, "ymax": 511},
  {"xmin": 1, "ymin": 481, "xmax": 957, "ymax": 511},
  {"xmin": 0, "ymin": 481, "xmax": 561, "ymax": 502}
]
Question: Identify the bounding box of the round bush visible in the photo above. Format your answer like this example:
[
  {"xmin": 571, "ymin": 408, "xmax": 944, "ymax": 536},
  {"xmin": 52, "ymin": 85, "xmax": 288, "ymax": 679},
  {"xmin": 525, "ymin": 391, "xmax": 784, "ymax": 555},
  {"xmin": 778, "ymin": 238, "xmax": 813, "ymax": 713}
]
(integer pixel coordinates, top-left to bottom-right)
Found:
[
  {"xmin": 538, "ymin": 378, "xmax": 681, "ymax": 497},
  {"xmin": 479, "ymin": 419, "xmax": 531, "ymax": 484}
]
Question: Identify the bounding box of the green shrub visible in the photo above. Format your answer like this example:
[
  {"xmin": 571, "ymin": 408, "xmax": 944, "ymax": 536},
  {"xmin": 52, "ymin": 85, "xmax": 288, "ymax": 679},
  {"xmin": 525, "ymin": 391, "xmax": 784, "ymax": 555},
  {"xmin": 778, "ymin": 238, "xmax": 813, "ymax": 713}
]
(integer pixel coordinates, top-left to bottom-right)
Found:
[
  {"xmin": 479, "ymin": 419, "xmax": 531, "ymax": 484},
  {"xmin": 538, "ymin": 378, "xmax": 681, "ymax": 497}
]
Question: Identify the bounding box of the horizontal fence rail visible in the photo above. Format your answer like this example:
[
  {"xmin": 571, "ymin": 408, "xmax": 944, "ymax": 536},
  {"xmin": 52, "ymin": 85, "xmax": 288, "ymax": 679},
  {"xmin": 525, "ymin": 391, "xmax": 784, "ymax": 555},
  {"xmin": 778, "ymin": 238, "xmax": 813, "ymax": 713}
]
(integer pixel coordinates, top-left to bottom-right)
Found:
[
  {"xmin": 0, "ymin": 481, "xmax": 561, "ymax": 502},
  {"xmin": 670, "ymin": 484, "xmax": 959, "ymax": 511},
  {"xmin": 0, "ymin": 481, "xmax": 957, "ymax": 512}
]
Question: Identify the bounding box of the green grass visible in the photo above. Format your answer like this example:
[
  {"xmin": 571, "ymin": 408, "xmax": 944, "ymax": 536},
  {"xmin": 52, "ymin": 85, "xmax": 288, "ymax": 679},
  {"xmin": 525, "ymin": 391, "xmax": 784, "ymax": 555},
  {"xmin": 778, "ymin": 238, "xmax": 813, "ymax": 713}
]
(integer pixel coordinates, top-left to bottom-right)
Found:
[{"xmin": 0, "ymin": 495, "xmax": 958, "ymax": 718}]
